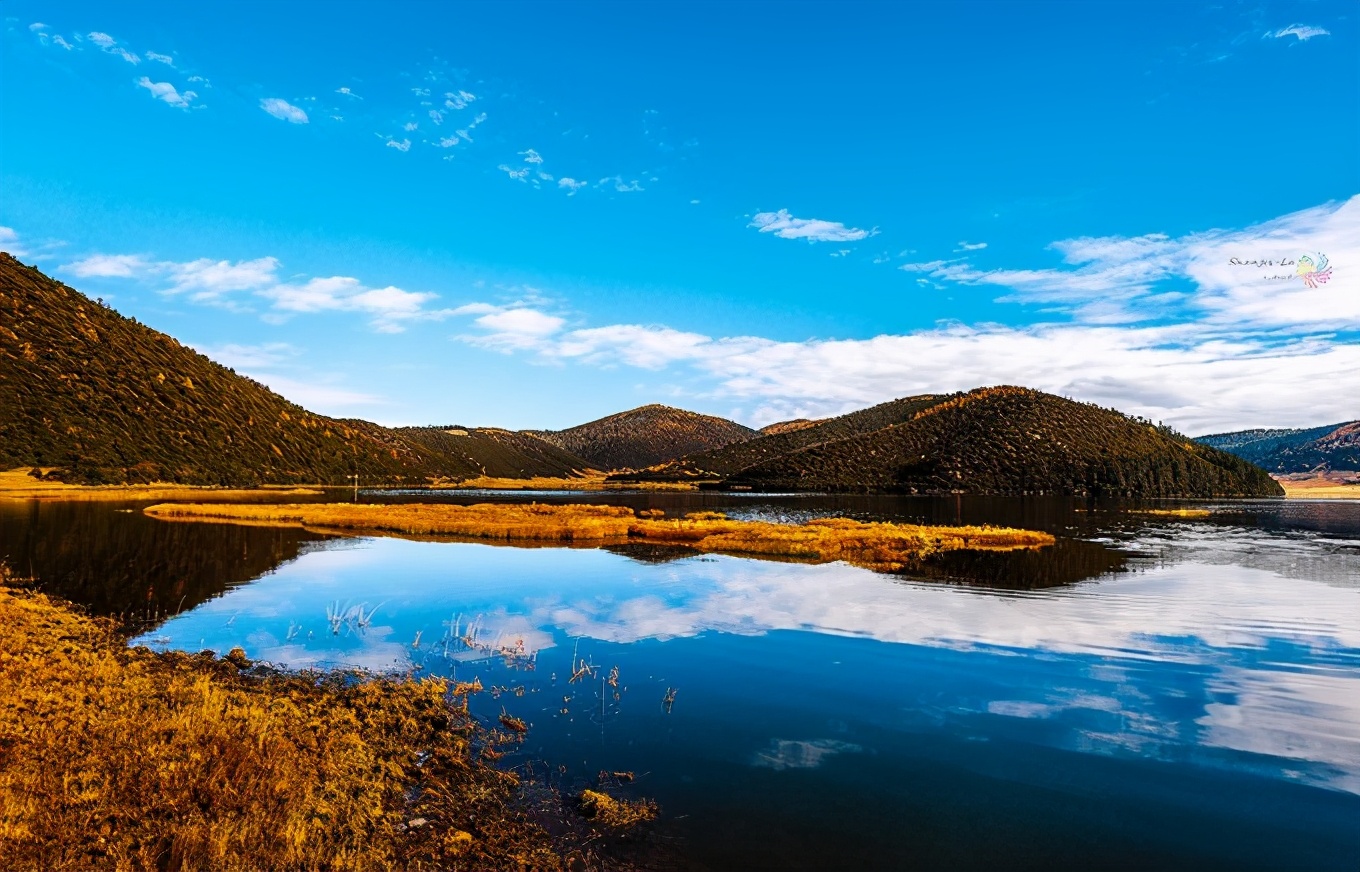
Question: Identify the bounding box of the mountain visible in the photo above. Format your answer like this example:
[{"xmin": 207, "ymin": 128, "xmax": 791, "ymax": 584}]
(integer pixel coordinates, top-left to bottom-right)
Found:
[
  {"xmin": 620, "ymin": 394, "xmax": 946, "ymax": 482},
  {"xmin": 0, "ymin": 254, "xmax": 589, "ymax": 485},
  {"xmin": 534, "ymin": 404, "xmax": 757, "ymax": 470},
  {"xmin": 727, "ymin": 387, "xmax": 1281, "ymax": 497},
  {"xmin": 1196, "ymin": 422, "xmax": 1360, "ymax": 472},
  {"xmin": 623, "ymin": 387, "xmax": 1281, "ymax": 497}
]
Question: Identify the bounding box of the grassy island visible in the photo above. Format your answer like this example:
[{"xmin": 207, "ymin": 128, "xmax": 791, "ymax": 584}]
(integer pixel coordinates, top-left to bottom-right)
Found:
[{"xmin": 143, "ymin": 502, "xmax": 1054, "ymax": 572}]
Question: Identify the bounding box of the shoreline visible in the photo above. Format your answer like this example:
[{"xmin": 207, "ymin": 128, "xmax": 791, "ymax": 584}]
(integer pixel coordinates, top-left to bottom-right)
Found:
[
  {"xmin": 0, "ymin": 582, "xmax": 655, "ymax": 868},
  {"xmin": 142, "ymin": 502, "xmax": 1055, "ymax": 572}
]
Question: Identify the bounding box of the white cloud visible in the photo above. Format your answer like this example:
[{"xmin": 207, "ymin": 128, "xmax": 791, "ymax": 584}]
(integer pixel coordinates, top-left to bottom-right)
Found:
[
  {"xmin": 335, "ymin": 86, "xmax": 361, "ymax": 99},
  {"xmin": 412, "ymin": 88, "xmax": 430, "ymax": 97},
  {"xmin": 498, "ymin": 164, "xmax": 530, "ymax": 181},
  {"xmin": 386, "ymin": 138, "xmax": 411, "ymax": 152},
  {"xmin": 145, "ymin": 51, "xmax": 174, "ymax": 65},
  {"xmin": 449, "ymin": 197, "xmax": 1360, "ymax": 432},
  {"xmin": 196, "ymin": 341, "xmax": 298, "ymax": 369},
  {"xmin": 137, "ymin": 77, "xmax": 197, "ymax": 109},
  {"xmin": 444, "ymin": 90, "xmax": 476, "ymax": 110},
  {"xmin": 519, "ymin": 148, "xmax": 543, "ymax": 164},
  {"xmin": 750, "ymin": 209, "xmax": 874, "ymax": 243},
  {"xmin": 598, "ymin": 175, "xmax": 643, "ymax": 193},
  {"xmin": 0, "ymin": 227, "xmax": 27, "ymax": 257},
  {"xmin": 403, "ymin": 121, "xmax": 418, "ymax": 131},
  {"xmin": 956, "ymin": 241, "xmax": 988, "ymax": 251},
  {"xmin": 428, "ymin": 109, "xmax": 444, "ymax": 126},
  {"xmin": 62, "ymin": 253, "xmax": 151, "ymax": 277},
  {"xmin": 925, "ymin": 197, "xmax": 1360, "ymax": 327},
  {"xmin": 1271, "ymin": 24, "xmax": 1330, "ymax": 41},
  {"xmin": 88, "ymin": 31, "xmax": 140, "ymax": 64},
  {"xmin": 164, "ymin": 257, "xmax": 282, "ymax": 300},
  {"xmin": 52, "ymin": 35, "xmax": 74, "ymax": 50},
  {"xmin": 28, "ymin": 22, "xmax": 47, "ymax": 32},
  {"xmin": 558, "ymin": 178, "xmax": 587, "ymax": 195},
  {"xmin": 260, "ymin": 97, "xmax": 308, "ymax": 124},
  {"xmin": 261, "ymin": 276, "xmax": 439, "ymax": 332},
  {"xmin": 58, "ymin": 248, "xmax": 449, "ymax": 333}
]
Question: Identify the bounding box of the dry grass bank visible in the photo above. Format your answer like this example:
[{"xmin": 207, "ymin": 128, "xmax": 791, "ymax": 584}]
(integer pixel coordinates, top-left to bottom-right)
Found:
[
  {"xmin": 0, "ymin": 468, "xmax": 322, "ymax": 502},
  {"xmin": 1276, "ymin": 475, "xmax": 1360, "ymax": 500},
  {"xmin": 0, "ymin": 583, "xmax": 647, "ymax": 871},
  {"xmin": 433, "ymin": 474, "xmax": 696, "ymax": 492},
  {"xmin": 143, "ymin": 502, "xmax": 1053, "ymax": 571}
]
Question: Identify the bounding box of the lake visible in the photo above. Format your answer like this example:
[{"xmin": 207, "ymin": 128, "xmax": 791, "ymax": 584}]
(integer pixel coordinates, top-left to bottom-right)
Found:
[{"xmin": 3, "ymin": 493, "xmax": 1358, "ymax": 870}]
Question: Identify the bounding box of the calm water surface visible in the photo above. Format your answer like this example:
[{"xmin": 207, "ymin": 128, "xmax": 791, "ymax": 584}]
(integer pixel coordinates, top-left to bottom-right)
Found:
[{"xmin": 3, "ymin": 494, "xmax": 1358, "ymax": 870}]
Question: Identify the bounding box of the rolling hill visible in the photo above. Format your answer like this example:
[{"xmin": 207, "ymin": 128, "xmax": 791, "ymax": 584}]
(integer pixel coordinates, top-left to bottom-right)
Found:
[
  {"xmin": 0, "ymin": 254, "xmax": 590, "ymax": 485},
  {"xmin": 534, "ymin": 404, "xmax": 757, "ymax": 470},
  {"xmin": 621, "ymin": 387, "xmax": 1281, "ymax": 498},
  {"xmin": 1197, "ymin": 422, "xmax": 1360, "ymax": 472},
  {"xmin": 618, "ymin": 394, "xmax": 947, "ymax": 482},
  {"xmin": 727, "ymin": 387, "xmax": 1281, "ymax": 497}
]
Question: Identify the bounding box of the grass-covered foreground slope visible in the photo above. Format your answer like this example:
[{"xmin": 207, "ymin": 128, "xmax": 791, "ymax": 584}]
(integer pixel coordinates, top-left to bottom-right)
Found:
[
  {"xmin": 0, "ymin": 254, "xmax": 589, "ymax": 485},
  {"xmin": 0, "ymin": 584, "xmax": 582, "ymax": 870},
  {"xmin": 144, "ymin": 502, "xmax": 1054, "ymax": 572},
  {"xmin": 727, "ymin": 387, "xmax": 1283, "ymax": 497},
  {"xmin": 1197, "ymin": 421, "xmax": 1360, "ymax": 472},
  {"xmin": 534, "ymin": 404, "xmax": 757, "ymax": 470}
]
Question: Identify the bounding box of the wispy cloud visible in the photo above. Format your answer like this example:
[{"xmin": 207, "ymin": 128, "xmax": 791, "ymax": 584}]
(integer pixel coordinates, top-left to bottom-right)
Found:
[
  {"xmin": 498, "ymin": 164, "xmax": 531, "ymax": 181},
  {"xmin": 955, "ymin": 241, "xmax": 988, "ymax": 252},
  {"xmin": 63, "ymin": 253, "xmax": 151, "ymax": 277},
  {"xmin": 56, "ymin": 252, "xmax": 449, "ymax": 333},
  {"xmin": 88, "ymin": 31, "xmax": 141, "ymax": 64},
  {"xmin": 448, "ymin": 197, "xmax": 1360, "ymax": 432},
  {"xmin": 28, "ymin": 22, "xmax": 47, "ymax": 32},
  {"xmin": 144, "ymin": 51, "xmax": 174, "ymax": 65},
  {"xmin": 444, "ymin": 90, "xmax": 476, "ymax": 110},
  {"xmin": 0, "ymin": 227, "xmax": 27, "ymax": 257},
  {"xmin": 260, "ymin": 97, "xmax": 308, "ymax": 124},
  {"xmin": 558, "ymin": 178, "xmax": 587, "ymax": 195},
  {"xmin": 1270, "ymin": 24, "xmax": 1330, "ymax": 41},
  {"xmin": 518, "ymin": 148, "xmax": 543, "ymax": 164},
  {"xmin": 750, "ymin": 209, "xmax": 875, "ymax": 243},
  {"xmin": 335, "ymin": 86, "xmax": 361, "ymax": 99},
  {"xmin": 386, "ymin": 138, "xmax": 412, "ymax": 152},
  {"xmin": 137, "ymin": 77, "xmax": 197, "ymax": 109}
]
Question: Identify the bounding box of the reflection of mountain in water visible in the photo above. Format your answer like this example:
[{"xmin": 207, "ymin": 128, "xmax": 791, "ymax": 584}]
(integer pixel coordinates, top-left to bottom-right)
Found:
[
  {"xmin": 901, "ymin": 537, "xmax": 1129, "ymax": 590},
  {"xmin": 0, "ymin": 500, "xmax": 328, "ymax": 622},
  {"xmin": 601, "ymin": 542, "xmax": 706, "ymax": 565}
]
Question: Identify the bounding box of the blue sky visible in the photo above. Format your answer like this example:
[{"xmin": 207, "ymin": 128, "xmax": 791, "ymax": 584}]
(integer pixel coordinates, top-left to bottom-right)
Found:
[{"xmin": 3, "ymin": 1, "xmax": 1357, "ymax": 432}]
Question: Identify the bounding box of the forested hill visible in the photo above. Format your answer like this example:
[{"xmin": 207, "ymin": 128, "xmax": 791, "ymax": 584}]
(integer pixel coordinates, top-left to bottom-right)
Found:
[
  {"xmin": 0, "ymin": 254, "xmax": 589, "ymax": 485},
  {"xmin": 534, "ymin": 404, "xmax": 756, "ymax": 470},
  {"xmin": 1197, "ymin": 422, "xmax": 1360, "ymax": 472},
  {"xmin": 623, "ymin": 394, "xmax": 946, "ymax": 481},
  {"xmin": 728, "ymin": 387, "xmax": 1283, "ymax": 497}
]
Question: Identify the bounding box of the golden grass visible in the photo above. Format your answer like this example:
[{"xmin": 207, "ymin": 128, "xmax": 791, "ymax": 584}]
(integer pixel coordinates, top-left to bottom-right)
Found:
[
  {"xmin": 1277, "ymin": 479, "xmax": 1360, "ymax": 500},
  {"xmin": 143, "ymin": 502, "xmax": 1054, "ymax": 572},
  {"xmin": 433, "ymin": 473, "xmax": 697, "ymax": 492},
  {"xmin": 1133, "ymin": 508, "xmax": 1213, "ymax": 518},
  {"xmin": 0, "ymin": 468, "xmax": 322, "ymax": 502},
  {"xmin": 0, "ymin": 584, "xmax": 588, "ymax": 871}
]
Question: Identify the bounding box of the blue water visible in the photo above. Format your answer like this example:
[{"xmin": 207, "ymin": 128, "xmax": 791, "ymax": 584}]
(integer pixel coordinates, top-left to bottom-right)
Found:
[{"xmin": 5, "ymin": 495, "xmax": 1358, "ymax": 869}]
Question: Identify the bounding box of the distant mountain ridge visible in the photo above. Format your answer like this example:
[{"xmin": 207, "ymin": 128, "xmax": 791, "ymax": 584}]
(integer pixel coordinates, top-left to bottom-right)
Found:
[
  {"xmin": 0, "ymin": 255, "xmax": 590, "ymax": 485},
  {"xmin": 621, "ymin": 387, "xmax": 1282, "ymax": 498},
  {"xmin": 1197, "ymin": 421, "xmax": 1360, "ymax": 472},
  {"xmin": 534, "ymin": 404, "xmax": 756, "ymax": 470}
]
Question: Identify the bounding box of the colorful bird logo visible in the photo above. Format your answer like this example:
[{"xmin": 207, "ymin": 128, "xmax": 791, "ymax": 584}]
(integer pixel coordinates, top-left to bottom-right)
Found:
[{"xmin": 1296, "ymin": 253, "xmax": 1332, "ymax": 289}]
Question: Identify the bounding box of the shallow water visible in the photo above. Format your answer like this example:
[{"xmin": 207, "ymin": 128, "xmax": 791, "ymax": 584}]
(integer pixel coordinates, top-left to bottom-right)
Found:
[{"xmin": 3, "ymin": 495, "xmax": 1358, "ymax": 870}]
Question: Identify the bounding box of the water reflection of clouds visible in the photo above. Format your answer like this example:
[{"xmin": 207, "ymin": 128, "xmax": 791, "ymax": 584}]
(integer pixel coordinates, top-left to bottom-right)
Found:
[
  {"xmin": 752, "ymin": 739, "xmax": 864, "ymax": 771},
  {"xmin": 139, "ymin": 536, "xmax": 1360, "ymax": 794}
]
